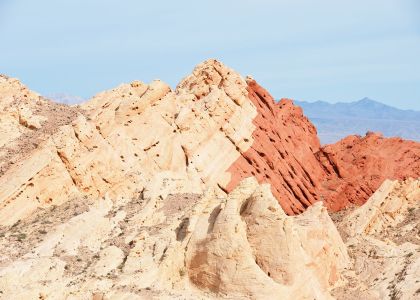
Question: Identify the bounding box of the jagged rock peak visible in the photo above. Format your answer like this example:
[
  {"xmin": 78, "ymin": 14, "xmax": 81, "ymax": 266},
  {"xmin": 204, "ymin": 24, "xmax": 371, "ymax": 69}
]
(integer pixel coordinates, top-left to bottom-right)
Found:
[{"xmin": 176, "ymin": 59, "xmax": 249, "ymax": 107}]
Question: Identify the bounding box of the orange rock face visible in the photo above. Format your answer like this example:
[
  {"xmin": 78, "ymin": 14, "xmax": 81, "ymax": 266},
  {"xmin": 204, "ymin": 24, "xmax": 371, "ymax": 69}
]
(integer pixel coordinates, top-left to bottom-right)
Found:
[
  {"xmin": 318, "ymin": 132, "xmax": 420, "ymax": 211},
  {"xmin": 226, "ymin": 79, "xmax": 420, "ymax": 214},
  {"xmin": 226, "ymin": 79, "xmax": 326, "ymax": 215}
]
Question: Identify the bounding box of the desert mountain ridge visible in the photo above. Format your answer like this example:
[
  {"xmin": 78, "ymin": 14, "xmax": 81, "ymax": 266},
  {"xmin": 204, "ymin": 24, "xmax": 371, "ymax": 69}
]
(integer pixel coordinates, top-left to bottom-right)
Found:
[
  {"xmin": 297, "ymin": 97, "xmax": 420, "ymax": 120},
  {"xmin": 295, "ymin": 98, "xmax": 420, "ymax": 144},
  {"xmin": 0, "ymin": 60, "xmax": 419, "ymax": 299}
]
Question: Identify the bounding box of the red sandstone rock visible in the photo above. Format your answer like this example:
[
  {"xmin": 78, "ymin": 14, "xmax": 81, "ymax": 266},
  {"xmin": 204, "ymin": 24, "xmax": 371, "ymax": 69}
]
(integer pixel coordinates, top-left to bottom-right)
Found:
[
  {"xmin": 226, "ymin": 79, "xmax": 326, "ymax": 214},
  {"xmin": 226, "ymin": 78, "xmax": 420, "ymax": 214},
  {"xmin": 317, "ymin": 133, "xmax": 420, "ymax": 211}
]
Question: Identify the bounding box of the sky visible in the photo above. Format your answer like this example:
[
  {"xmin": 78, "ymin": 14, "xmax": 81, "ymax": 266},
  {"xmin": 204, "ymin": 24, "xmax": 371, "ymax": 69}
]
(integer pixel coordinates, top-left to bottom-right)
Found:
[{"xmin": 0, "ymin": 0, "xmax": 419, "ymax": 110}]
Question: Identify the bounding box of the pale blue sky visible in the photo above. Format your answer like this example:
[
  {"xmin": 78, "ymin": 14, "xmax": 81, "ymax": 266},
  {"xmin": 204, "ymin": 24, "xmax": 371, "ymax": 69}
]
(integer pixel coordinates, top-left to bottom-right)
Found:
[{"xmin": 1, "ymin": 0, "xmax": 419, "ymax": 109}]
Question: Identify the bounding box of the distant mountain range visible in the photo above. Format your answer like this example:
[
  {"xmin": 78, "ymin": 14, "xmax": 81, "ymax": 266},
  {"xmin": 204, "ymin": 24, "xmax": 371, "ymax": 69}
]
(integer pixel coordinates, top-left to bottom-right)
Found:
[
  {"xmin": 294, "ymin": 98, "xmax": 420, "ymax": 144},
  {"xmin": 45, "ymin": 93, "xmax": 84, "ymax": 105}
]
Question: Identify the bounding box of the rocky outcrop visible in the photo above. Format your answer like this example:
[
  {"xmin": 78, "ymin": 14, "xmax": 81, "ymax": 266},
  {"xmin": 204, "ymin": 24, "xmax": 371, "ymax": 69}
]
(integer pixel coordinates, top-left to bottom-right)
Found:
[
  {"xmin": 0, "ymin": 60, "xmax": 321, "ymax": 225},
  {"xmin": 0, "ymin": 60, "xmax": 419, "ymax": 226},
  {"xmin": 0, "ymin": 75, "xmax": 81, "ymax": 176},
  {"xmin": 226, "ymin": 79, "xmax": 326, "ymax": 214},
  {"xmin": 0, "ymin": 178, "xmax": 349, "ymax": 299},
  {"xmin": 0, "ymin": 61, "xmax": 257, "ymax": 225},
  {"xmin": 187, "ymin": 178, "xmax": 349, "ymax": 299},
  {"xmin": 228, "ymin": 80, "xmax": 420, "ymax": 213},
  {"xmin": 318, "ymin": 132, "xmax": 420, "ymax": 211},
  {"xmin": 332, "ymin": 178, "xmax": 420, "ymax": 299}
]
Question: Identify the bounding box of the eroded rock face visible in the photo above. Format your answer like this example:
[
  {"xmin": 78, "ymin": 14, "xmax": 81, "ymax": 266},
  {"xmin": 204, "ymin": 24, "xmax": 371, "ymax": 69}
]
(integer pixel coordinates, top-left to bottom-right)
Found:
[
  {"xmin": 0, "ymin": 61, "xmax": 257, "ymax": 225},
  {"xmin": 226, "ymin": 79, "xmax": 326, "ymax": 214},
  {"xmin": 332, "ymin": 178, "xmax": 420, "ymax": 299},
  {"xmin": 187, "ymin": 178, "xmax": 349, "ymax": 299},
  {"xmin": 0, "ymin": 75, "xmax": 82, "ymax": 176},
  {"xmin": 0, "ymin": 178, "xmax": 349, "ymax": 299},
  {"xmin": 226, "ymin": 78, "xmax": 420, "ymax": 214},
  {"xmin": 318, "ymin": 133, "xmax": 420, "ymax": 211}
]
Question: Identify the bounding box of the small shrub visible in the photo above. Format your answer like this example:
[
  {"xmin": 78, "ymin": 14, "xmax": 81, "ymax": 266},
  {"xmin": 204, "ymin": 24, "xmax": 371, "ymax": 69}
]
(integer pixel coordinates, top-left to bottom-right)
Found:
[{"xmin": 16, "ymin": 233, "xmax": 27, "ymax": 241}]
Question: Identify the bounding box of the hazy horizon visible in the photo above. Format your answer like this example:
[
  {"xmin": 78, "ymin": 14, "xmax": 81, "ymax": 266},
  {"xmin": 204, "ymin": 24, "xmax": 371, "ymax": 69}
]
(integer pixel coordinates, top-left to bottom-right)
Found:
[{"xmin": 1, "ymin": 0, "xmax": 419, "ymax": 110}]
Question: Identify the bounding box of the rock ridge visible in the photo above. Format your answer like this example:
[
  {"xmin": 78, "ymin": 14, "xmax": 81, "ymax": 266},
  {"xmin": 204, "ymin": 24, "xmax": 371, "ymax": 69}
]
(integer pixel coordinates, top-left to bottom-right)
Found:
[{"xmin": 0, "ymin": 59, "xmax": 419, "ymax": 221}]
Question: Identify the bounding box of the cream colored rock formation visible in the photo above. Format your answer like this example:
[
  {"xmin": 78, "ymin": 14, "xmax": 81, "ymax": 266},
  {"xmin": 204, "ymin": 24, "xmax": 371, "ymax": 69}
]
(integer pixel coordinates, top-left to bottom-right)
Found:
[
  {"xmin": 0, "ymin": 75, "xmax": 45, "ymax": 148},
  {"xmin": 0, "ymin": 75, "xmax": 81, "ymax": 174},
  {"xmin": 332, "ymin": 178, "xmax": 420, "ymax": 300},
  {"xmin": 0, "ymin": 60, "xmax": 256, "ymax": 226},
  {"xmin": 186, "ymin": 178, "xmax": 349, "ymax": 299},
  {"xmin": 0, "ymin": 178, "xmax": 349, "ymax": 299}
]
